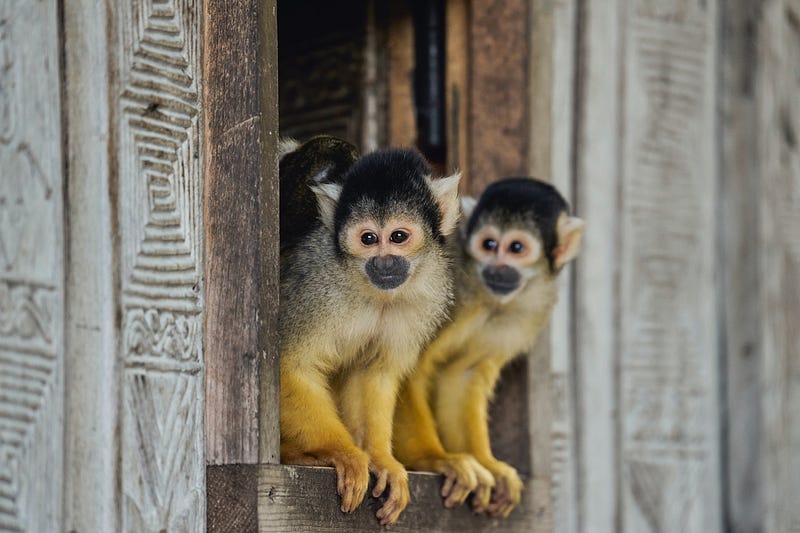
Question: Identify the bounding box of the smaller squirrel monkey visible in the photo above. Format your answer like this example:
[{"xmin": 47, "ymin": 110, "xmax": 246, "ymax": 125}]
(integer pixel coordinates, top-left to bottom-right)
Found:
[
  {"xmin": 279, "ymin": 141, "xmax": 461, "ymax": 525},
  {"xmin": 394, "ymin": 177, "xmax": 583, "ymax": 517}
]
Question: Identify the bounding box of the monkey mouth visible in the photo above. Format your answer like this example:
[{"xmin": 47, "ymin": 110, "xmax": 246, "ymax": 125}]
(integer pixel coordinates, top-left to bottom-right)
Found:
[
  {"xmin": 367, "ymin": 272, "xmax": 408, "ymax": 290},
  {"xmin": 485, "ymin": 280, "xmax": 519, "ymax": 295}
]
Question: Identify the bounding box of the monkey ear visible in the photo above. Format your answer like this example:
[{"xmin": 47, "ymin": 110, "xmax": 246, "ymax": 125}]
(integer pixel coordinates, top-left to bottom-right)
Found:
[
  {"xmin": 554, "ymin": 216, "xmax": 584, "ymax": 269},
  {"xmin": 428, "ymin": 172, "xmax": 462, "ymax": 236},
  {"xmin": 310, "ymin": 182, "xmax": 342, "ymax": 229},
  {"xmin": 278, "ymin": 137, "xmax": 300, "ymax": 160},
  {"xmin": 460, "ymin": 196, "xmax": 477, "ymax": 219}
]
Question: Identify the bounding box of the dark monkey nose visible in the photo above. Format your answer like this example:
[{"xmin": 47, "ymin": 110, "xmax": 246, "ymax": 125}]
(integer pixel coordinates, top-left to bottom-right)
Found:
[
  {"xmin": 481, "ymin": 265, "xmax": 521, "ymax": 295},
  {"xmin": 366, "ymin": 255, "xmax": 410, "ymax": 290}
]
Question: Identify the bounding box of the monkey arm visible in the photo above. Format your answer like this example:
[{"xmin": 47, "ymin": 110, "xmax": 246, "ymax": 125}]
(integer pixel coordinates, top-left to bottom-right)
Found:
[
  {"xmin": 435, "ymin": 355, "xmax": 523, "ymax": 516},
  {"xmin": 393, "ymin": 336, "xmax": 495, "ymax": 508},
  {"xmin": 279, "ymin": 360, "xmax": 370, "ymax": 513},
  {"xmin": 337, "ymin": 365, "xmax": 409, "ymax": 526}
]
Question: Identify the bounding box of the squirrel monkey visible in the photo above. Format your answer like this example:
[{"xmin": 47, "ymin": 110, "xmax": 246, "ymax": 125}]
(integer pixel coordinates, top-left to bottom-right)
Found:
[
  {"xmin": 279, "ymin": 141, "xmax": 461, "ymax": 525},
  {"xmin": 393, "ymin": 177, "xmax": 584, "ymax": 517}
]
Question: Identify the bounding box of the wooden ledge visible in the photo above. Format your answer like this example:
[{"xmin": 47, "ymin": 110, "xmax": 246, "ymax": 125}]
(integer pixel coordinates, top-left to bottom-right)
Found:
[{"xmin": 209, "ymin": 464, "xmax": 545, "ymax": 532}]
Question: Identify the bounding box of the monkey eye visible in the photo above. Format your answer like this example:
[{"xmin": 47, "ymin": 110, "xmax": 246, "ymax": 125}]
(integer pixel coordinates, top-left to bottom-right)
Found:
[
  {"xmin": 390, "ymin": 230, "xmax": 409, "ymax": 244},
  {"xmin": 509, "ymin": 241, "xmax": 524, "ymax": 254},
  {"xmin": 482, "ymin": 238, "xmax": 498, "ymax": 251},
  {"xmin": 361, "ymin": 232, "xmax": 379, "ymax": 245}
]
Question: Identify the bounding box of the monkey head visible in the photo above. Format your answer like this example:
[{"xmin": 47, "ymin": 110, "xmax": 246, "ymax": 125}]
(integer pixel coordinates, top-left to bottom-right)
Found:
[
  {"xmin": 461, "ymin": 177, "xmax": 584, "ymax": 303},
  {"xmin": 312, "ymin": 148, "xmax": 460, "ymax": 294},
  {"xmin": 279, "ymin": 135, "xmax": 360, "ymax": 253}
]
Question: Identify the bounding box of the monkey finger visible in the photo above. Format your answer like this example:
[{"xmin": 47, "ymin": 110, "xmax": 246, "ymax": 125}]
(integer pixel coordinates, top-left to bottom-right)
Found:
[
  {"xmin": 471, "ymin": 483, "xmax": 493, "ymax": 512},
  {"xmin": 372, "ymin": 469, "xmax": 389, "ymax": 498},
  {"xmin": 443, "ymin": 482, "xmax": 470, "ymax": 508},
  {"xmin": 440, "ymin": 475, "xmax": 456, "ymax": 499}
]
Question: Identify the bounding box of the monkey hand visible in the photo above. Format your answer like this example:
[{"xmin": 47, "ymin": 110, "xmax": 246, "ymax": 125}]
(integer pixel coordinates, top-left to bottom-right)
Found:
[
  {"xmin": 484, "ymin": 460, "xmax": 523, "ymax": 518},
  {"xmin": 370, "ymin": 457, "xmax": 410, "ymax": 525},
  {"xmin": 331, "ymin": 447, "xmax": 371, "ymax": 514},
  {"xmin": 431, "ymin": 453, "xmax": 494, "ymax": 509}
]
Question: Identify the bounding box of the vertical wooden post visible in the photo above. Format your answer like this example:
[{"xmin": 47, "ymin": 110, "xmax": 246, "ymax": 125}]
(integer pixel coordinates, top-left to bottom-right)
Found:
[
  {"xmin": 755, "ymin": 2, "xmax": 800, "ymax": 531},
  {"xmin": 62, "ymin": 1, "xmax": 117, "ymax": 531},
  {"xmin": 204, "ymin": 0, "xmax": 279, "ymax": 529}
]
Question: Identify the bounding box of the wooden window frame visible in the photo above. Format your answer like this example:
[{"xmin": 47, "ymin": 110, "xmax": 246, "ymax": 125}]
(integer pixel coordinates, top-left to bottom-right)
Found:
[{"xmin": 204, "ymin": 0, "xmax": 555, "ymax": 530}]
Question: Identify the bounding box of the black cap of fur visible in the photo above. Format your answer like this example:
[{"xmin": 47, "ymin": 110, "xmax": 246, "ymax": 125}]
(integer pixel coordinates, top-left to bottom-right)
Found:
[
  {"xmin": 467, "ymin": 177, "xmax": 570, "ymax": 272},
  {"xmin": 333, "ymin": 149, "xmax": 442, "ymax": 243}
]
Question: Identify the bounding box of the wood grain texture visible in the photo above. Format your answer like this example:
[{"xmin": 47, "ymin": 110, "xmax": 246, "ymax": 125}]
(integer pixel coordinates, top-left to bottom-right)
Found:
[
  {"xmin": 718, "ymin": 2, "xmax": 765, "ymax": 531},
  {"xmin": 0, "ymin": 1, "xmax": 64, "ymax": 530},
  {"xmin": 204, "ymin": 0, "xmax": 280, "ymax": 467},
  {"xmin": 258, "ymin": 465, "xmax": 537, "ymax": 532},
  {"xmin": 208, "ymin": 465, "xmax": 258, "ymax": 533},
  {"xmin": 619, "ymin": 2, "xmax": 721, "ymax": 531},
  {"xmin": 549, "ymin": 0, "xmax": 579, "ymax": 531},
  {"xmin": 115, "ymin": 0, "xmax": 206, "ymax": 529},
  {"xmin": 757, "ymin": 2, "xmax": 800, "ymax": 531},
  {"xmin": 467, "ymin": 0, "xmax": 529, "ymax": 190},
  {"xmin": 62, "ymin": 1, "xmax": 119, "ymax": 531},
  {"xmin": 572, "ymin": 2, "xmax": 623, "ymax": 531},
  {"xmin": 387, "ymin": 0, "xmax": 417, "ymax": 148},
  {"xmin": 445, "ymin": 0, "xmax": 468, "ymax": 176}
]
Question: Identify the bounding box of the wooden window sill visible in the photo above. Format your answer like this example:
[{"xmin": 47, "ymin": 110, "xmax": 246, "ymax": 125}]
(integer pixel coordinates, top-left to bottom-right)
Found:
[{"xmin": 209, "ymin": 464, "xmax": 544, "ymax": 531}]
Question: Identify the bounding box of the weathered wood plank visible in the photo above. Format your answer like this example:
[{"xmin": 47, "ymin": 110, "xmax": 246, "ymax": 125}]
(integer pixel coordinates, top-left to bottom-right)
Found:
[
  {"xmin": 208, "ymin": 465, "xmax": 259, "ymax": 533},
  {"xmin": 618, "ymin": 2, "xmax": 722, "ymax": 532},
  {"xmin": 718, "ymin": 2, "xmax": 765, "ymax": 531},
  {"xmin": 468, "ymin": 0, "xmax": 530, "ymax": 190},
  {"xmin": 115, "ymin": 0, "xmax": 206, "ymax": 530},
  {"xmin": 571, "ymin": 1, "xmax": 623, "ymax": 531},
  {"xmin": 757, "ymin": 2, "xmax": 800, "ymax": 531},
  {"xmin": 0, "ymin": 2, "xmax": 64, "ymax": 530},
  {"xmin": 258, "ymin": 465, "xmax": 536, "ymax": 532},
  {"xmin": 387, "ymin": 0, "xmax": 417, "ymax": 148},
  {"xmin": 549, "ymin": 0, "xmax": 579, "ymax": 531},
  {"xmin": 203, "ymin": 0, "xmax": 280, "ymax": 467},
  {"xmin": 62, "ymin": 1, "xmax": 118, "ymax": 531},
  {"xmin": 445, "ymin": 0, "xmax": 469, "ymax": 175}
]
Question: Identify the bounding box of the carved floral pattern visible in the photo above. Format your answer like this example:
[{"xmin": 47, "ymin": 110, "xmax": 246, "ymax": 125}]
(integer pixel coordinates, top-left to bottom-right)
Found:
[{"xmin": 123, "ymin": 308, "xmax": 200, "ymax": 362}]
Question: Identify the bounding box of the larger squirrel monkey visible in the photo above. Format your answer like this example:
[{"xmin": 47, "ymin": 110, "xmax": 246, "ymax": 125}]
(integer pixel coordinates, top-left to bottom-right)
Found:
[
  {"xmin": 394, "ymin": 177, "xmax": 584, "ymax": 517},
  {"xmin": 279, "ymin": 140, "xmax": 461, "ymax": 525}
]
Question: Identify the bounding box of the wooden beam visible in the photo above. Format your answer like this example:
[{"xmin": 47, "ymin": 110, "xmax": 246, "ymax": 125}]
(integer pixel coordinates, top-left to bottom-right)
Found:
[
  {"xmin": 62, "ymin": 0, "xmax": 117, "ymax": 530},
  {"xmin": 258, "ymin": 465, "xmax": 536, "ymax": 531},
  {"xmin": 756, "ymin": 2, "xmax": 800, "ymax": 531},
  {"xmin": 718, "ymin": 2, "xmax": 765, "ymax": 530},
  {"xmin": 208, "ymin": 465, "xmax": 259, "ymax": 533},
  {"xmin": 203, "ymin": 0, "xmax": 280, "ymax": 466}
]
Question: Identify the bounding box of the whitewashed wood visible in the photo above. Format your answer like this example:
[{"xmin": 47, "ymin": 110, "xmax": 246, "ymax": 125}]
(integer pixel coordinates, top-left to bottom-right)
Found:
[
  {"xmin": 115, "ymin": 1, "xmax": 205, "ymax": 530},
  {"xmin": 617, "ymin": 1, "xmax": 722, "ymax": 532},
  {"xmin": 718, "ymin": 2, "xmax": 765, "ymax": 531},
  {"xmin": 62, "ymin": 1, "xmax": 119, "ymax": 531},
  {"xmin": 572, "ymin": 1, "xmax": 623, "ymax": 531},
  {"xmin": 757, "ymin": 2, "xmax": 800, "ymax": 531},
  {"xmin": 0, "ymin": 1, "xmax": 64, "ymax": 531},
  {"xmin": 548, "ymin": 0, "xmax": 579, "ymax": 531}
]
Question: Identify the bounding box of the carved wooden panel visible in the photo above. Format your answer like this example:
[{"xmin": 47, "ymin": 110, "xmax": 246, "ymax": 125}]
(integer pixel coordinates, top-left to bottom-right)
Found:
[
  {"xmin": 116, "ymin": 0, "xmax": 205, "ymax": 530},
  {"xmin": 619, "ymin": 2, "xmax": 721, "ymax": 531},
  {"xmin": 0, "ymin": 1, "xmax": 64, "ymax": 531}
]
